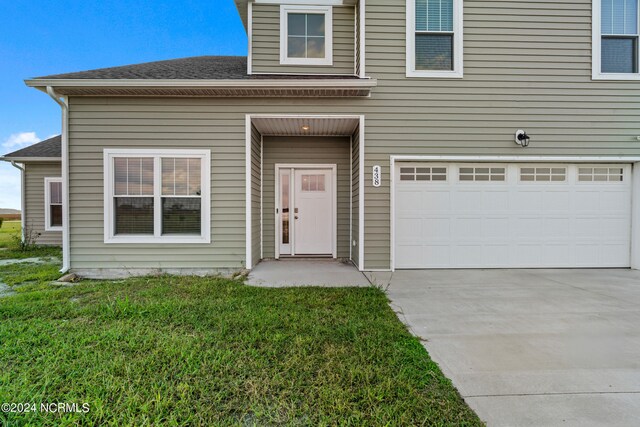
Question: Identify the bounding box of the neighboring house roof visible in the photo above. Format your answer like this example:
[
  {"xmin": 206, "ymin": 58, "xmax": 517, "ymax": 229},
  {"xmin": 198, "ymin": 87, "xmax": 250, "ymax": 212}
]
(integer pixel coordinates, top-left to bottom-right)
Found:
[
  {"xmin": 25, "ymin": 56, "xmax": 376, "ymax": 98},
  {"xmin": 1, "ymin": 135, "xmax": 62, "ymax": 161}
]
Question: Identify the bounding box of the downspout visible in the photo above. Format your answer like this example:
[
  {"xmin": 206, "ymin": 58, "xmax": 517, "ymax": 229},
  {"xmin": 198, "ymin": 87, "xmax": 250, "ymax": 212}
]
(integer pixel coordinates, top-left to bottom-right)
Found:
[{"xmin": 46, "ymin": 86, "xmax": 70, "ymax": 273}]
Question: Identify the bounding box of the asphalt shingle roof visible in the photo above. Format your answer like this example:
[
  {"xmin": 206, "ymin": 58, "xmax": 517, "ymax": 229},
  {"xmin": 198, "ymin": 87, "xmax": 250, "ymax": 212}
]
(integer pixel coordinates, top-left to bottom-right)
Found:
[
  {"xmin": 33, "ymin": 56, "xmax": 359, "ymax": 81},
  {"xmin": 3, "ymin": 135, "xmax": 61, "ymax": 159}
]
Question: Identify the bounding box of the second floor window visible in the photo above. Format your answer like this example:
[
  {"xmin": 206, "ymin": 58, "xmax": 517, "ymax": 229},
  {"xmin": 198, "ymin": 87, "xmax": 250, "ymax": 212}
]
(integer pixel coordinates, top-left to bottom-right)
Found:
[
  {"xmin": 594, "ymin": 0, "xmax": 640, "ymax": 79},
  {"xmin": 603, "ymin": 0, "xmax": 638, "ymax": 73},
  {"xmin": 280, "ymin": 6, "xmax": 333, "ymax": 66},
  {"xmin": 407, "ymin": 0, "xmax": 463, "ymax": 78}
]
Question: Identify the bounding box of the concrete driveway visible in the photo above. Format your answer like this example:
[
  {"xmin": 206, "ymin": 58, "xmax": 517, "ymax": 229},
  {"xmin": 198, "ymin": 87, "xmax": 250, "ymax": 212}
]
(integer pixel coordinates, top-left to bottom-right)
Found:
[{"xmin": 384, "ymin": 269, "xmax": 640, "ymax": 427}]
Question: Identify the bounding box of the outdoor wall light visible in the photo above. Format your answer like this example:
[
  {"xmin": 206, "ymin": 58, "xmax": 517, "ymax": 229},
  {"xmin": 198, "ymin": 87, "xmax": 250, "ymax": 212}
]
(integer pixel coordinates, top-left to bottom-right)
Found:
[{"xmin": 515, "ymin": 130, "xmax": 531, "ymax": 147}]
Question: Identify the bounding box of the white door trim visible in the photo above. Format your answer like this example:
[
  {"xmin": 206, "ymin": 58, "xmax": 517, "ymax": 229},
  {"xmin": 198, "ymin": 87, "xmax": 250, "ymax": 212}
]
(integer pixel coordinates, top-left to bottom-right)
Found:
[
  {"xmin": 275, "ymin": 163, "xmax": 338, "ymax": 259},
  {"xmin": 632, "ymin": 163, "xmax": 640, "ymax": 269},
  {"xmin": 245, "ymin": 114, "xmax": 365, "ymax": 270},
  {"xmin": 390, "ymin": 155, "xmax": 640, "ymax": 272}
]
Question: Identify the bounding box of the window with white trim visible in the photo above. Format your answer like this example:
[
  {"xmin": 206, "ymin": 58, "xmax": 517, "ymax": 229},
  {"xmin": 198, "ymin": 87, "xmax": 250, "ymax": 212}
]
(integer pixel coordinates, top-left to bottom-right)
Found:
[
  {"xmin": 520, "ymin": 167, "xmax": 567, "ymax": 182},
  {"xmin": 459, "ymin": 167, "xmax": 506, "ymax": 182},
  {"xmin": 44, "ymin": 177, "xmax": 63, "ymax": 231},
  {"xmin": 104, "ymin": 150, "xmax": 210, "ymax": 244},
  {"xmin": 578, "ymin": 167, "xmax": 625, "ymax": 182},
  {"xmin": 400, "ymin": 166, "xmax": 448, "ymax": 181},
  {"xmin": 593, "ymin": 0, "xmax": 640, "ymax": 79},
  {"xmin": 407, "ymin": 0, "xmax": 463, "ymax": 78},
  {"xmin": 280, "ymin": 5, "xmax": 333, "ymax": 66}
]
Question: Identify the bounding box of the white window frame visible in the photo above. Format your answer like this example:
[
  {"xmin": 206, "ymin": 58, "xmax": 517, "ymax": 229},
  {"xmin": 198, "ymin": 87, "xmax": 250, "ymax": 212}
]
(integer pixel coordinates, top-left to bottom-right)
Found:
[
  {"xmin": 593, "ymin": 0, "xmax": 640, "ymax": 80},
  {"xmin": 280, "ymin": 5, "xmax": 334, "ymax": 66},
  {"xmin": 44, "ymin": 177, "xmax": 63, "ymax": 232},
  {"xmin": 103, "ymin": 149, "xmax": 211, "ymax": 244},
  {"xmin": 406, "ymin": 0, "xmax": 464, "ymax": 78}
]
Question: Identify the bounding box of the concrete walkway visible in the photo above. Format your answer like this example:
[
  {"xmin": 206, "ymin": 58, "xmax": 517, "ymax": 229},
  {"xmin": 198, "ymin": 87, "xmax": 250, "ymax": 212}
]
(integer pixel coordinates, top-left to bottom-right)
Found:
[
  {"xmin": 387, "ymin": 269, "xmax": 640, "ymax": 427},
  {"xmin": 247, "ymin": 259, "xmax": 371, "ymax": 287}
]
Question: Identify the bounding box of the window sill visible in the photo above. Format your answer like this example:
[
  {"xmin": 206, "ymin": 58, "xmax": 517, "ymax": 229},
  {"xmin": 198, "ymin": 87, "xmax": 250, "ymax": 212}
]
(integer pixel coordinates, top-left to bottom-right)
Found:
[
  {"xmin": 45, "ymin": 226, "xmax": 63, "ymax": 232},
  {"xmin": 104, "ymin": 235, "xmax": 211, "ymax": 245},
  {"xmin": 279, "ymin": 58, "xmax": 334, "ymax": 66},
  {"xmin": 406, "ymin": 70, "xmax": 464, "ymax": 79},
  {"xmin": 592, "ymin": 72, "xmax": 640, "ymax": 81}
]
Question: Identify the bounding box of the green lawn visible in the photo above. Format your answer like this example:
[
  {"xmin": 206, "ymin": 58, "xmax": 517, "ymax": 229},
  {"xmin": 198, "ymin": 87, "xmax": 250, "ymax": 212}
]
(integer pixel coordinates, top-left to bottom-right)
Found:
[
  {"xmin": 0, "ymin": 220, "xmax": 20, "ymax": 248},
  {"xmin": 0, "ymin": 257, "xmax": 482, "ymax": 426}
]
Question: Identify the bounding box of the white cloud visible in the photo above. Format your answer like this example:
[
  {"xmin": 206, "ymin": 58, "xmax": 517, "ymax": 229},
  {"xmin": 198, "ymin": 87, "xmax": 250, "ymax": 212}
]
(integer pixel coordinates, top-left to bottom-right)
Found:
[{"xmin": 2, "ymin": 132, "xmax": 41, "ymax": 149}]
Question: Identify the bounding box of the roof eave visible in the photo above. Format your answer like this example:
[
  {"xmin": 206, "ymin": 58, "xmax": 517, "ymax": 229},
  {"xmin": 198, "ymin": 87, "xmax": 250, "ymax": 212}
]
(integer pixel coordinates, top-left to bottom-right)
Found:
[
  {"xmin": 25, "ymin": 78, "xmax": 376, "ymax": 88},
  {"xmin": 0, "ymin": 156, "xmax": 62, "ymax": 163},
  {"xmin": 25, "ymin": 78, "xmax": 377, "ymax": 97}
]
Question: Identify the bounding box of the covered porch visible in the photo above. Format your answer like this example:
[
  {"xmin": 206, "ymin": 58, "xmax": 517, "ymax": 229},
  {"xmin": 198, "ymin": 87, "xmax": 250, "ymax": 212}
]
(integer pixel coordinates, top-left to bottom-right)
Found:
[{"xmin": 246, "ymin": 115, "xmax": 364, "ymax": 270}]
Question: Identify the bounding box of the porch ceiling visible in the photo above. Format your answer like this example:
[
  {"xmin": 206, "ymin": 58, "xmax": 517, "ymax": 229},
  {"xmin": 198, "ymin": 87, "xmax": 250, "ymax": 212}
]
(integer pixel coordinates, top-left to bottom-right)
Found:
[{"xmin": 252, "ymin": 117, "xmax": 359, "ymax": 137}]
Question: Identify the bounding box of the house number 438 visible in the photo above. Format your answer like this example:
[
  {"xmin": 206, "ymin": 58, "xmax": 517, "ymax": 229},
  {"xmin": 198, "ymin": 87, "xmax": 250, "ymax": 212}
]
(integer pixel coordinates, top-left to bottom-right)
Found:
[{"xmin": 372, "ymin": 165, "xmax": 382, "ymax": 188}]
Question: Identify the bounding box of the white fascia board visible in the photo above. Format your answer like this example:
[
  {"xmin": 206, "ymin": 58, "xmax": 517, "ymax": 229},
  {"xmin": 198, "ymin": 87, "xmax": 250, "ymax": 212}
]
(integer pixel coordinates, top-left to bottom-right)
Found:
[
  {"xmin": 25, "ymin": 78, "xmax": 377, "ymax": 89},
  {"xmin": 0, "ymin": 157, "xmax": 61, "ymax": 162}
]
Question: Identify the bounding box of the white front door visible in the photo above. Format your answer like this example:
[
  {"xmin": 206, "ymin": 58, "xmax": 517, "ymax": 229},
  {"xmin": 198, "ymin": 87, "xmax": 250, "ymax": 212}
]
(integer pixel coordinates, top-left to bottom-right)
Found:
[{"xmin": 293, "ymin": 169, "xmax": 333, "ymax": 255}]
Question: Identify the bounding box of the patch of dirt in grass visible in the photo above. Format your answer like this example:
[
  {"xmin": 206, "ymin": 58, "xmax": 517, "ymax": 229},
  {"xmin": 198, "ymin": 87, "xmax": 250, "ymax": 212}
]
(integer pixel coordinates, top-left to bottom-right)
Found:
[{"xmin": 0, "ymin": 282, "xmax": 15, "ymax": 297}]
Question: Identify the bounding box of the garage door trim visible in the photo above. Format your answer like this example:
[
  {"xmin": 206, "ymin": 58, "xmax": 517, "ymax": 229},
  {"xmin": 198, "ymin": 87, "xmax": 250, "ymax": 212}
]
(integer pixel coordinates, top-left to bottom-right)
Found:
[{"xmin": 390, "ymin": 156, "xmax": 640, "ymax": 271}]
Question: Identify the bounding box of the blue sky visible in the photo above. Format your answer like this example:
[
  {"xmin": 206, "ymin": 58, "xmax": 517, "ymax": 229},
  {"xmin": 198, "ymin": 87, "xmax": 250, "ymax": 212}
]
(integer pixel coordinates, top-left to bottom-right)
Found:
[{"xmin": 0, "ymin": 0, "xmax": 247, "ymax": 209}]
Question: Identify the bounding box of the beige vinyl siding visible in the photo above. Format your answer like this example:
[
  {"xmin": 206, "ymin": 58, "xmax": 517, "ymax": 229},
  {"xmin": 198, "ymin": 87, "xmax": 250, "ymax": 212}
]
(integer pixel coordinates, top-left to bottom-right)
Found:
[
  {"xmin": 261, "ymin": 136, "xmax": 351, "ymax": 259},
  {"xmin": 67, "ymin": 0, "xmax": 640, "ymax": 271},
  {"xmin": 252, "ymin": 4, "xmax": 356, "ymax": 75},
  {"xmin": 24, "ymin": 162, "xmax": 62, "ymax": 246},
  {"xmin": 68, "ymin": 98, "xmax": 248, "ymax": 270},
  {"xmin": 250, "ymin": 124, "xmax": 261, "ymax": 268},
  {"xmin": 351, "ymin": 128, "xmax": 360, "ymax": 267}
]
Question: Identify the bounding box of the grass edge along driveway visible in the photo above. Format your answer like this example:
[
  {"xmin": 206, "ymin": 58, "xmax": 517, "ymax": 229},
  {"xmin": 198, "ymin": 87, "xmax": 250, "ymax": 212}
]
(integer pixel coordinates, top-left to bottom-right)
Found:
[{"xmin": 0, "ymin": 260, "xmax": 483, "ymax": 426}]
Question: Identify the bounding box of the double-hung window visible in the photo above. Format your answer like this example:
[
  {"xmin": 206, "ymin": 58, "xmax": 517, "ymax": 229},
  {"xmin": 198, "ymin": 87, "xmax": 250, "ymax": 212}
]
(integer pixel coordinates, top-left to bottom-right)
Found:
[
  {"xmin": 280, "ymin": 5, "xmax": 333, "ymax": 66},
  {"xmin": 44, "ymin": 177, "xmax": 63, "ymax": 231},
  {"xmin": 594, "ymin": 0, "xmax": 640, "ymax": 79},
  {"xmin": 407, "ymin": 0, "xmax": 463, "ymax": 78},
  {"xmin": 104, "ymin": 149, "xmax": 210, "ymax": 244}
]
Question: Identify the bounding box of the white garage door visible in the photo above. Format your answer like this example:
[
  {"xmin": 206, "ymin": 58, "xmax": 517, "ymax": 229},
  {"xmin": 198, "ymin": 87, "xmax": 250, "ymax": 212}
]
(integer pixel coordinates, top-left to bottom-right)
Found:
[{"xmin": 394, "ymin": 163, "xmax": 632, "ymax": 269}]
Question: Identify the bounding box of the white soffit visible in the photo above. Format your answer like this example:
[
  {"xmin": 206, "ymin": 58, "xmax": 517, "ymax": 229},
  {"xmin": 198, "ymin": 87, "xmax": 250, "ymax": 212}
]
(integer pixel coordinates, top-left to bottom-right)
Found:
[{"xmin": 252, "ymin": 116, "xmax": 359, "ymax": 136}]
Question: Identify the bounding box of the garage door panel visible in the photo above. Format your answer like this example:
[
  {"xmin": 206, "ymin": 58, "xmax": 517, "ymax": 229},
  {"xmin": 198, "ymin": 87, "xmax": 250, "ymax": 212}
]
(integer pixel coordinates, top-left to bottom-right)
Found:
[
  {"xmin": 420, "ymin": 191, "xmax": 451, "ymax": 211},
  {"xmin": 454, "ymin": 218, "xmax": 483, "ymax": 239},
  {"xmin": 512, "ymin": 191, "xmax": 544, "ymax": 212},
  {"xmin": 423, "ymin": 218, "xmax": 451, "ymax": 239},
  {"xmin": 454, "ymin": 191, "xmax": 483, "ymax": 211},
  {"xmin": 397, "ymin": 190, "xmax": 423, "ymax": 211},
  {"xmin": 396, "ymin": 218, "xmax": 421, "ymax": 242},
  {"xmin": 602, "ymin": 245, "xmax": 630, "ymax": 266},
  {"xmin": 542, "ymin": 192, "xmax": 571, "ymax": 211},
  {"xmin": 543, "ymin": 218, "xmax": 571, "ymax": 237},
  {"xmin": 601, "ymin": 192, "xmax": 631, "ymax": 210},
  {"xmin": 483, "ymin": 192, "xmax": 510, "ymax": 211},
  {"xmin": 394, "ymin": 163, "xmax": 632, "ymax": 269}
]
